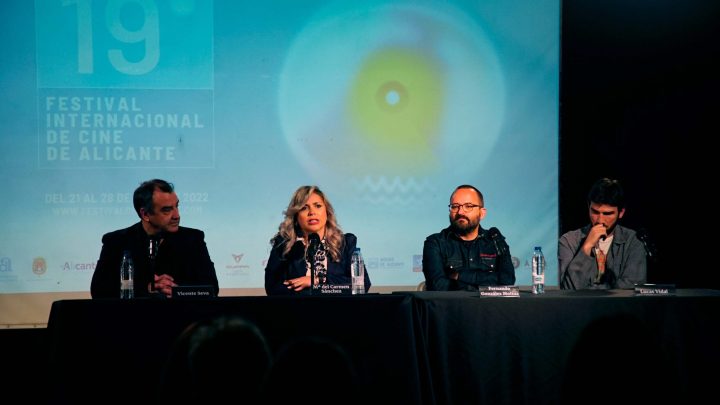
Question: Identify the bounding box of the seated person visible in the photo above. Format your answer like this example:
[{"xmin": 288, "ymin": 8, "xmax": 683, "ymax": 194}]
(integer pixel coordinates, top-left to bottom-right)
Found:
[
  {"xmin": 559, "ymin": 178, "xmax": 646, "ymax": 289},
  {"xmin": 90, "ymin": 179, "xmax": 218, "ymax": 298},
  {"xmin": 422, "ymin": 184, "xmax": 515, "ymax": 290},
  {"xmin": 264, "ymin": 185, "xmax": 371, "ymax": 295}
]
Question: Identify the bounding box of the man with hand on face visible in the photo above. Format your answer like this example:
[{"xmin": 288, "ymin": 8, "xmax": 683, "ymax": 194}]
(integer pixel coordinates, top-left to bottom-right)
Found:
[
  {"xmin": 422, "ymin": 184, "xmax": 516, "ymax": 291},
  {"xmin": 90, "ymin": 179, "xmax": 218, "ymax": 298},
  {"xmin": 559, "ymin": 178, "xmax": 647, "ymax": 290}
]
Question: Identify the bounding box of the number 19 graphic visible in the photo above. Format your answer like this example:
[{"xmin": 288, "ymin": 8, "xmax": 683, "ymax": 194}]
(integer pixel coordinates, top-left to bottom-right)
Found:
[
  {"xmin": 36, "ymin": 0, "xmax": 213, "ymax": 88},
  {"xmin": 65, "ymin": 0, "xmax": 160, "ymax": 75}
]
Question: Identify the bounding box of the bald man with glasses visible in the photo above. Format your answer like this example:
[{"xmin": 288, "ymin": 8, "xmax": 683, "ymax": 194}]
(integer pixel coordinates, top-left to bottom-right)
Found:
[{"xmin": 421, "ymin": 185, "xmax": 516, "ymax": 291}]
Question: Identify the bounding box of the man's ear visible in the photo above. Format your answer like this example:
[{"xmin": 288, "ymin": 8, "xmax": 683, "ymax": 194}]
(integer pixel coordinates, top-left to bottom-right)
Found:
[
  {"xmin": 139, "ymin": 208, "xmax": 150, "ymax": 221},
  {"xmin": 618, "ymin": 208, "xmax": 626, "ymax": 219}
]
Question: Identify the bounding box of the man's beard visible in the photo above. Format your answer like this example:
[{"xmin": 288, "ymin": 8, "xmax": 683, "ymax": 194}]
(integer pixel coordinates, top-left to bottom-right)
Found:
[
  {"xmin": 593, "ymin": 221, "xmax": 617, "ymax": 237},
  {"xmin": 604, "ymin": 224, "xmax": 617, "ymax": 237},
  {"xmin": 450, "ymin": 214, "xmax": 480, "ymax": 236}
]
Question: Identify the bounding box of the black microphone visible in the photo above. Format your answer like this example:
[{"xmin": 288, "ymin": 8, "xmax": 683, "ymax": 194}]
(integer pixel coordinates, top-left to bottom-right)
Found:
[
  {"xmin": 306, "ymin": 232, "xmax": 321, "ymax": 261},
  {"xmin": 488, "ymin": 227, "xmax": 507, "ymax": 256},
  {"xmin": 306, "ymin": 233, "xmax": 321, "ymax": 291},
  {"xmin": 636, "ymin": 228, "xmax": 655, "ymax": 259},
  {"xmin": 148, "ymin": 234, "xmax": 161, "ymax": 294}
]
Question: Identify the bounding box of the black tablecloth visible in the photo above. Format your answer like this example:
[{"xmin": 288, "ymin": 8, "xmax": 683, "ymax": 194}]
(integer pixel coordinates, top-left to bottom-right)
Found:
[
  {"xmin": 45, "ymin": 289, "xmax": 720, "ymax": 404},
  {"xmin": 47, "ymin": 294, "xmax": 422, "ymax": 404},
  {"xmin": 404, "ymin": 289, "xmax": 720, "ymax": 404}
]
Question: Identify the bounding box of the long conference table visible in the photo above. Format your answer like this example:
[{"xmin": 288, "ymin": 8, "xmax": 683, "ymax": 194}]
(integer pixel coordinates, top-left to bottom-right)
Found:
[{"xmin": 46, "ymin": 289, "xmax": 720, "ymax": 404}]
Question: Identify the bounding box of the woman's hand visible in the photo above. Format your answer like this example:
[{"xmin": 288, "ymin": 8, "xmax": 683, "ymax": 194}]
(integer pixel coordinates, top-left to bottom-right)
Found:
[{"xmin": 284, "ymin": 275, "xmax": 311, "ymax": 291}]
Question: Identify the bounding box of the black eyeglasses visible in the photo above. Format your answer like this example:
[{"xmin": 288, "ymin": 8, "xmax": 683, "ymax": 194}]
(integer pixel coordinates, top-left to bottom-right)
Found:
[{"xmin": 448, "ymin": 203, "xmax": 482, "ymax": 212}]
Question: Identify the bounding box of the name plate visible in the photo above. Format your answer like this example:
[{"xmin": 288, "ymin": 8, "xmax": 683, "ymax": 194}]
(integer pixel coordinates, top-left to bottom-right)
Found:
[
  {"xmin": 634, "ymin": 284, "xmax": 676, "ymax": 295},
  {"xmin": 172, "ymin": 285, "xmax": 216, "ymax": 299},
  {"xmin": 313, "ymin": 284, "xmax": 352, "ymax": 296},
  {"xmin": 478, "ymin": 285, "xmax": 520, "ymax": 297}
]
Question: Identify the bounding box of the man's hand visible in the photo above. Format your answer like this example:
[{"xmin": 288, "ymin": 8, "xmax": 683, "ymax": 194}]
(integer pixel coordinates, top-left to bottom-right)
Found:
[
  {"xmin": 151, "ymin": 274, "xmax": 177, "ymax": 298},
  {"xmin": 582, "ymin": 224, "xmax": 607, "ymax": 256}
]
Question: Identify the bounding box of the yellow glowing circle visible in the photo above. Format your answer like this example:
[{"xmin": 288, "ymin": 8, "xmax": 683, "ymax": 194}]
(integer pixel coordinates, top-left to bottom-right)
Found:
[
  {"xmin": 348, "ymin": 49, "xmax": 442, "ymax": 157},
  {"xmin": 278, "ymin": 3, "xmax": 506, "ymax": 181}
]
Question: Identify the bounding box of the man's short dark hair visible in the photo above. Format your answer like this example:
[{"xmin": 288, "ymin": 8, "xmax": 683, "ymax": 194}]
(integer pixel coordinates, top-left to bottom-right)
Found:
[
  {"xmin": 453, "ymin": 184, "xmax": 484, "ymax": 206},
  {"xmin": 587, "ymin": 178, "xmax": 625, "ymax": 209},
  {"xmin": 133, "ymin": 179, "xmax": 174, "ymax": 218}
]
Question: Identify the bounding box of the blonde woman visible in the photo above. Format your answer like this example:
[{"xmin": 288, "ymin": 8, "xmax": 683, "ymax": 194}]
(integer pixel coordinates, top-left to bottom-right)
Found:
[{"xmin": 264, "ymin": 185, "xmax": 371, "ymax": 295}]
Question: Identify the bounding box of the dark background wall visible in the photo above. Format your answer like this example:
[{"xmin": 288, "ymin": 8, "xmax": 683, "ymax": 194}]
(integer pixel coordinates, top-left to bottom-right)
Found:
[{"xmin": 560, "ymin": 0, "xmax": 719, "ymax": 288}]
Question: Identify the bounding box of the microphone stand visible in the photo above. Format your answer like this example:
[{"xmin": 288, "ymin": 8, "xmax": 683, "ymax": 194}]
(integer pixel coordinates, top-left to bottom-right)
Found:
[
  {"xmin": 148, "ymin": 236, "xmax": 162, "ymax": 298},
  {"xmin": 636, "ymin": 228, "xmax": 657, "ymax": 262},
  {"xmin": 488, "ymin": 228, "xmax": 507, "ymax": 256},
  {"xmin": 306, "ymin": 233, "xmax": 320, "ymax": 294},
  {"xmin": 310, "ymin": 259, "xmax": 317, "ymax": 294},
  {"xmin": 636, "ymin": 228, "xmax": 661, "ymax": 283}
]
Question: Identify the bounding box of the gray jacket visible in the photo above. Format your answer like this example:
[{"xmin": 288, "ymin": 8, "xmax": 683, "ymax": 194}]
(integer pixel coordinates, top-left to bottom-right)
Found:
[{"xmin": 558, "ymin": 224, "xmax": 647, "ymax": 289}]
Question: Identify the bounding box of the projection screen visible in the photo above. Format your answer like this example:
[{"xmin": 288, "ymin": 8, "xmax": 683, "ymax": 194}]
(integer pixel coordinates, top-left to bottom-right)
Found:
[{"xmin": 0, "ymin": 0, "xmax": 559, "ymax": 323}]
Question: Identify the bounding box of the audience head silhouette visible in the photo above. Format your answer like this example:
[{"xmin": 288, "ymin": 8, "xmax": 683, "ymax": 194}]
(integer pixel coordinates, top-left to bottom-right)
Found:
[
  {"xmin": 160, "ymin": 315, "xmax": 272, "ymax": 404},
  {"xmin": 264, "ymin": 336, "xmax": 360, "ymax": 404}
]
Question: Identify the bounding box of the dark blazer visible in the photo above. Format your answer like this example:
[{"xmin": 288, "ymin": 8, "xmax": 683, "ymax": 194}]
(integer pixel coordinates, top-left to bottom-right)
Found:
[
  {"xmin": 264, "ymin": 233, "xmax": 371, "ymax": 295},
  {"xmin": 90, "ymin": 222, "xmax": 219, "ymax": 298}
]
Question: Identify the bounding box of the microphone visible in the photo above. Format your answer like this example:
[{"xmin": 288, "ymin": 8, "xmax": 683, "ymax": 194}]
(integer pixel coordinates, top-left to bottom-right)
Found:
[
  {"xmin": 149, "ymin": 237, "xmax": 160, "ymax": 261},
  {"xmin": 636, "ymin": 228, "xmax": 655, "ymax": 259},
  {"xmin": 306, "ymin": 233, "xmax": 321, "ymax": 261},
  {"xmin": 488, "ymin": 227, "xmax": 507, "ymax": 256},
  {"xmin": 306, "ymin": 233, "xmax": 321, "ymax": 291},
  {"xmin": 148, "ymin": 234, "xmax": 161, "ymax": 294}
]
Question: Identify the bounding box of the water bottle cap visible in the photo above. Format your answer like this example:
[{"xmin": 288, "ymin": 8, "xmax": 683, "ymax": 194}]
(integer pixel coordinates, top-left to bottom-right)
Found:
[{"xmin": 534, "ymin": 246, "xmax": 541, "ymax": 250}]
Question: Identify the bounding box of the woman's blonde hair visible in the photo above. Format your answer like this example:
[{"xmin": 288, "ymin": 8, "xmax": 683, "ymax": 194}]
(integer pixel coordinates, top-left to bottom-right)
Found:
[{"xmin": 272, "ymin": 185, "xmax": 344, "ymax": 261}]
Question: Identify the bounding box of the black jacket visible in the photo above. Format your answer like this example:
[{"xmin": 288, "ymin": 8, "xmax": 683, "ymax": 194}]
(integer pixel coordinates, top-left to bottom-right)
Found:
[
  {"xmin": 90, "ymin": 222, "xmax": 218, "ymax": 298},
  {"xmin": 264, "ymin": 233, "xmax": 371, "ymax": 295},
  {"xmin": 422, "ymin": 226, "xmax": 515, "ymax": 291}
]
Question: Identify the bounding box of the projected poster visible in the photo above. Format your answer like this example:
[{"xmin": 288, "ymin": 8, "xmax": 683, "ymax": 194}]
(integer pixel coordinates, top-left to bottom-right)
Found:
[{"xmin": 0, "ymin": 0, "xmax": 559, "ymax": 294}]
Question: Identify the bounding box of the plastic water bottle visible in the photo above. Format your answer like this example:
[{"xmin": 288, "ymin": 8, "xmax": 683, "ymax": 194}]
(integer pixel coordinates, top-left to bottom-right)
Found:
[
  {"xmin": 532, "ymin": 246, "xmax": 545, "ymax": 294},
  {"xmin": 351, "ymin": 248, "xmax": 365, "ymax": 295},
  {"xmin": 120, "ymin": 250, "xmax": 135, "ymax": 299}
]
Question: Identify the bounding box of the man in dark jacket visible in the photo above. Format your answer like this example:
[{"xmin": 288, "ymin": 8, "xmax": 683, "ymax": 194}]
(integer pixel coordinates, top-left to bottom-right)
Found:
[
  {"xmin": 422, "ymin": 185, "xmax": 515, "ymax": 291},
  {"xmin": 91, "ymin": 179, "xmax": 218, "ymax": 298}
]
